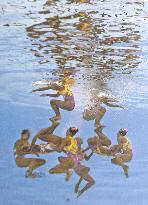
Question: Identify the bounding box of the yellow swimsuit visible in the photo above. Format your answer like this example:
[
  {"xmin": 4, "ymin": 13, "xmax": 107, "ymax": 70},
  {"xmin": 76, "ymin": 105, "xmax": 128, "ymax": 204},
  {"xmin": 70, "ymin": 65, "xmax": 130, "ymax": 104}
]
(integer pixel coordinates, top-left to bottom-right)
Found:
[
  {"xmin": 65, "ymin": 136, "xmax": 78, "ymax": 155},
  {"xmin": 122, "ymin": 137, "xmax": 132, "ymax": 151},
  {"xmin": 59, "ymin": 85, "xmax": 73, "ymax": 97}
]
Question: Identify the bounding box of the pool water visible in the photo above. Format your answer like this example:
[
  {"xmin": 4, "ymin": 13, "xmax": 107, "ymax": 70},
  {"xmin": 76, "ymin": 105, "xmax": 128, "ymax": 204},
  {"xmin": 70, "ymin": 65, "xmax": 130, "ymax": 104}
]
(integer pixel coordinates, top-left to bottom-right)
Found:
[{"xmin": 0, "ymin": 0, "xmax": 148, "ymax": 204}]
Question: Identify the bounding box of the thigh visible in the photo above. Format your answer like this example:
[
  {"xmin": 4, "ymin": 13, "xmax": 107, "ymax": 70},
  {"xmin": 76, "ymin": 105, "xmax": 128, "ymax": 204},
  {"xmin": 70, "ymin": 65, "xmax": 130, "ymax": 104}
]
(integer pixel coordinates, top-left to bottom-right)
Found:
[
  {"xmin": 74, "ymin": 164, "xmax": 90, "ymax": 177},
  {"xmin": 53, "ymin": 99, "xmax": 74, "ymax": 111},
  {"xmin": 83, "ymin": 109, "xmax": 96, "ymax": 121},
  {"xmin": 114, "ymin": 154, "xmax": 130, "ymax": 163},
  {"xmin": 16, "ymin": 157, "xmax": 34, "ymax": 168},
  {"xmin": 58, "ymin": 157, "xmax": 74, "ymax": 169},
  {"xmin": 99, "ymin": 146, "xmax": 111, "ymax": 156},
  {"xmin": 39, "ymin": 134, "xmax": 61, "ymax": 144}
]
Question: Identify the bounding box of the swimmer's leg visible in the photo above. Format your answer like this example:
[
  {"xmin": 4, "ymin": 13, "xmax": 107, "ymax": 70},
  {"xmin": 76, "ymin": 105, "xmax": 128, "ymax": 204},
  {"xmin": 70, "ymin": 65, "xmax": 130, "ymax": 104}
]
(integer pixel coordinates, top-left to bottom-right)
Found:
[
  {"xmin": 31, "ymin": 121, "xmax": 59, "ymax": 147},
  {"xmin": 49, "ymin": 157, "xmax": 74, "ymax": 181},
  {"xmin": 94, "ymin": 107, "xmax": 106, "ymax": 128},
  {"xmin": 49, "ymin": 164, "xmax": 72, "ymax": 181},
  {"xmin": 74, "ymin": 164, "xmax": 95, "ymax": 197},
  {"xmin": 27, "ymin": 158, "xmax": 46, "ymax": 178},
  {"xmin": 75, "ymin": 177, "xmax": 83, "ymax": 193},
  {"xmin": 50, "ymin": 99, "xmax": 74, "ymax": 121},
  {"xmin": 77, "ymin": 174, "xmax": 95, "ymax": 198},
  {"xmin": 36, "ymin": 121, "xmax": 59, "ymax": 137},
  {"xmin": 111, "ymin": 155, "xmax": 129, "ymax": 178}
]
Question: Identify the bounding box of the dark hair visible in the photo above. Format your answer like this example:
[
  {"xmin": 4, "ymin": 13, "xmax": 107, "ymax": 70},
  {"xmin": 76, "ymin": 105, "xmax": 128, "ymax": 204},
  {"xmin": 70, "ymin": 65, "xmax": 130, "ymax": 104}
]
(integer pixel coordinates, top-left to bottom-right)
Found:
[
  {"xmin": 21, "ymin": 129, "xmax": 30, "ymax": 136},
  {"xmin": 119, "ymin": 129, "xmax": 127, "ymax": 136},
  {"xmin": 69, "ymin": 127, "xmax": 78, "ymax": 136}
]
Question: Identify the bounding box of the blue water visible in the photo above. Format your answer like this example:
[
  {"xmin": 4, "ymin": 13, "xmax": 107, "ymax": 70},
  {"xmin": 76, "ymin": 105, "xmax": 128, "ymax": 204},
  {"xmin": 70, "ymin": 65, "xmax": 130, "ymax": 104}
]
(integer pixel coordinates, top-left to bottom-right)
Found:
[{"xmin": 0, "ymin": 0, "xmax": 148, "ymax": 204}]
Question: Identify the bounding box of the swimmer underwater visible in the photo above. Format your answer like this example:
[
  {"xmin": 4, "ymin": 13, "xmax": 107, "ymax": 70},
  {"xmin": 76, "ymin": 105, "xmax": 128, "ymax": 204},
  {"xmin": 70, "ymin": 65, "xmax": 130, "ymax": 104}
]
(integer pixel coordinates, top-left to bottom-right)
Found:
[{"xmin": 31, "ymin": 77, "xmax": 75, "ymax": 122}]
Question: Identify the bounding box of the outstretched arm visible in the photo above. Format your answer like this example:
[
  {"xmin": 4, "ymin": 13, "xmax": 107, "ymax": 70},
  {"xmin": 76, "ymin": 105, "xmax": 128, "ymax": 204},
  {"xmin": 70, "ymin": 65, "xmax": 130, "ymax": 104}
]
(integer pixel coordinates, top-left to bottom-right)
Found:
[
  {"xmin": 31, "ymin": 83, "xmax": 64, "ymax": 93},
  {"xmin": 104, "ymin": 100, "xmax": 123, "ymax": 108},
  {"xmin": 30, "ymin": 136, "xmax": 38, "ymax": 150}
]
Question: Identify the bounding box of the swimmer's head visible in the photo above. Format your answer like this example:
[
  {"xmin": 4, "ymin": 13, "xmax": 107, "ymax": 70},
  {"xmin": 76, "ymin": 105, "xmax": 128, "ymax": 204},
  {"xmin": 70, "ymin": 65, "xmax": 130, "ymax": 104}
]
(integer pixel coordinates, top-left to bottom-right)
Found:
[
  {"xmin": 97, "ymin": 92, "xmax": 106, "ymax": 98},
  {"xmin": 21, "ymin": 129, "xmax": 30, "ymax": 140},
  {"xmin": 118, "ymin": 129, "xmax": 127, "ymax": 136},
  {"xmin": 76, "ymin": 137, "xmax": 83, "ymax": 145},
  {"xmin": 66, "ymin": 127, "xmax": 78, "ymax": 137}
]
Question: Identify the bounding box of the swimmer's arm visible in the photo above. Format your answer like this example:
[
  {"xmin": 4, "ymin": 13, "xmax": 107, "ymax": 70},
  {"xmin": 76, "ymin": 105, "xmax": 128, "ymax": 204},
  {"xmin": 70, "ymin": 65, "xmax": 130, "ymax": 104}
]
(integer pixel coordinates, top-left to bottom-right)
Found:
[
  {"xmin": 30, "ymin": 136, "xmax": 38, "ymax": 150},
  {"xmin": 82, "ymin": 147, "xmax": 90, "ymax": 153},
  {"xmin": 40, "ymin": 93, "xmax": 60, "ymax": 97},
  {"xmin": 104, "ymin": 101, "xmax": 123, "ymax": 108},
  {"xmin": 112, "ymin": 137, "xmax": 123, "ymax": 155},
  {"xmin": 85, "ymin": 152, "xmax": 93, "ymax": 161},
  {"xmin": 31, "ymin": 83, "xmax": 64, "ymax": 93},
  {"xmin": 58, "ymin": 139, "xmax": 67, "ymax": 152}
]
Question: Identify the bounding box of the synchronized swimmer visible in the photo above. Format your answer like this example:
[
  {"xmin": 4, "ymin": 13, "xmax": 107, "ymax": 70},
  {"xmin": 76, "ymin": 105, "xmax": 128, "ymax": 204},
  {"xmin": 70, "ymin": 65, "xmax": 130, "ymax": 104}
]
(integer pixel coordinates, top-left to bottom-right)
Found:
[
  {"xmin": 32, "ymin": 77, "xmax": 75, "ymax": 121},
  {"xmin": 13, "ymin": 80, "xmax": 133, "ymax": 198}
]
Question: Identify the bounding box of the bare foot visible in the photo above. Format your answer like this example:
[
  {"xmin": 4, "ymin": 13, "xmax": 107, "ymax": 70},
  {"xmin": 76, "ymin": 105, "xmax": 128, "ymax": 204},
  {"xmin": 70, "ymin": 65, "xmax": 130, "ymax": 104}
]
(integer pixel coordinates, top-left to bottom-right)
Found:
[
  {"xmin": 49, "ymin": 115, "xmax": 61, "ymax": 122},
  {"xmin": 75, "ymin": 183, "xmax": 79, "ymax": 193},
  {"xmin": 123, "ymin": 165, "xmax": 129, "ymax": 178},
  {"xmin": 65, "ymin": 171, "xmax": 72, "ymax": 182},
  {"xmin": 26, "ymin": 171, "xmax": 37, "ymax": 178},
  {"xmin": 77, "ymin": 190, "xmax": 83, "ymax": 198}
]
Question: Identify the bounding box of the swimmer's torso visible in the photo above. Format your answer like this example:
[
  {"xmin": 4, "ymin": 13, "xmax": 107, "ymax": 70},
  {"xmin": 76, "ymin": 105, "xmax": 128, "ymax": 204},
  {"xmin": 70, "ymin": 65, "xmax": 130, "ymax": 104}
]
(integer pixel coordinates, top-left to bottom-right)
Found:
[
  {"xmin": 58, "ymin": 85, "xmax": 73, "ymax": 98},
  {"xmin": 122, "ymin": 137, "xmax": 132, "ymax": 153},
  {"xmin": 65, "ymin": 136, "xmax": 78, "ymax": 155},
  {"xmin": 13, "ymin": 139, "xmax": 30, "ymax": 158}
]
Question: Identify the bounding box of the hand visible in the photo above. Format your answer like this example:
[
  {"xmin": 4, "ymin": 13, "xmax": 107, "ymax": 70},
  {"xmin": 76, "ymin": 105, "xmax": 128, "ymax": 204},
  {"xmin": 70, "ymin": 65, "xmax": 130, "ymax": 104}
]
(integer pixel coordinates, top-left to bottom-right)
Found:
[
  {"xmin": 31, "ymin": 89, "xmax": 37, "ymax": 93},
  {"xmin": 40, "ymin": 94, "xmax": 48, "ymax": 97}
]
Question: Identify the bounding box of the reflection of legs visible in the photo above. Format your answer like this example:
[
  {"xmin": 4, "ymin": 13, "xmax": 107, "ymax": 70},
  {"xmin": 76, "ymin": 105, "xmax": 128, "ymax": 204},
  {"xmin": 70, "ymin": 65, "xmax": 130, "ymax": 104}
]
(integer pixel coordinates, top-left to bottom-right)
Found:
[{"xmin": 111, "ymin": 154, "xmax": 130, "ymax": 178}]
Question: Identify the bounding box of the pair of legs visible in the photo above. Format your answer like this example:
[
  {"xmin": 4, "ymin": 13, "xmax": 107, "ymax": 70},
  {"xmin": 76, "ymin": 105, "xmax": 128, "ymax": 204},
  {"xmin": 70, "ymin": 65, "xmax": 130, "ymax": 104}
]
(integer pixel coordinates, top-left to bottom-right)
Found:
[
  {"xmin": 31, "ymin": 121, "xmax": 62, "ymax": 152},
  {"xmin": 49, "ymin": 156, "xmax": 94, "ymax": 197},
  {"xmin": 50, "ymin": 97, "xmax": 75, "ymax": 121},
  {"xmin": 16, "ymin": 157, "xmax": 46, "ymax": 178},
  {"xmin": 111, "ymin": 152, "xmax": 132, "ymax": 178},
  {"xmin": 83, "ymin": 106, "xmax": 106, "ymax": 130},
  {"xmin": 74, "ymin": 164, "xmax": 95, "ymax": 198},
  {"xmin": 94, "ymin": 106, "xmax": 106, "ymax": 128},
  {"xmin": 49, "ymin": 156, "xmax": 74, "ymax": 181}
]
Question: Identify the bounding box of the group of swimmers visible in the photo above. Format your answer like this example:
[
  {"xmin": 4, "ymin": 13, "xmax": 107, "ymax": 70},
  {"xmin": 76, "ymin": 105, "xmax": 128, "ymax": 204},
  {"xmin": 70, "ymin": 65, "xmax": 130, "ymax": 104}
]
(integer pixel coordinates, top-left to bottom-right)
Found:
[{"xmin": 13, "ymin": 77, "xmax": 133, "ymax": 198}]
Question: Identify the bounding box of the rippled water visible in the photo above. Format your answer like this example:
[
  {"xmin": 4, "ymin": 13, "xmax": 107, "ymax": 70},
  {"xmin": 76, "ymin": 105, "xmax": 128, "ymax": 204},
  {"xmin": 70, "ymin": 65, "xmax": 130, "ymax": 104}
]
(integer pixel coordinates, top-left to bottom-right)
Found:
[{"xmin": 1, "ymin": 0, "xmax": 148, "ymax": 205}]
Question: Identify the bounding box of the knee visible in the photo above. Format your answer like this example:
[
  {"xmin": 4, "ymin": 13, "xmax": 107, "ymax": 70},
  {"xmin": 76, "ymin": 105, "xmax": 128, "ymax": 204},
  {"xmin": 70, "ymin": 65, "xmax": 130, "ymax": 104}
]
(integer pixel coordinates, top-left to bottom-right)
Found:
[
  {"xmin": 111, "ymin": 158, "xmax": 116, "ymax": 164},
  {"xmin": 50, "ymin": 99, "xmax": 57, "ymax": 105},
  {"xmin": 49, "ymin": 168, "xmax": 54, "ymax": 174},
  {"xmin": 38, "ymin": 159, "xmax": 46, "ymax": 166},
  {"xmin": 90, "ymin": 179, "xmax": 95, "ymax": 186}
]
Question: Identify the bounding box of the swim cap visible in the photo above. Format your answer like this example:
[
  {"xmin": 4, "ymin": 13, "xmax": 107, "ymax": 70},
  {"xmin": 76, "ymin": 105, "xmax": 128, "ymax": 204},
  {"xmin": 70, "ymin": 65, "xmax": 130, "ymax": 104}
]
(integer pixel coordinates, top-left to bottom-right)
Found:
[
  {"xmin": 67, "ymin": 127, "xmax": 78, "ymax": 136},
  {"xmin": 119, "ymin": 129, "xmax": 127, "ymax": 136}
]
